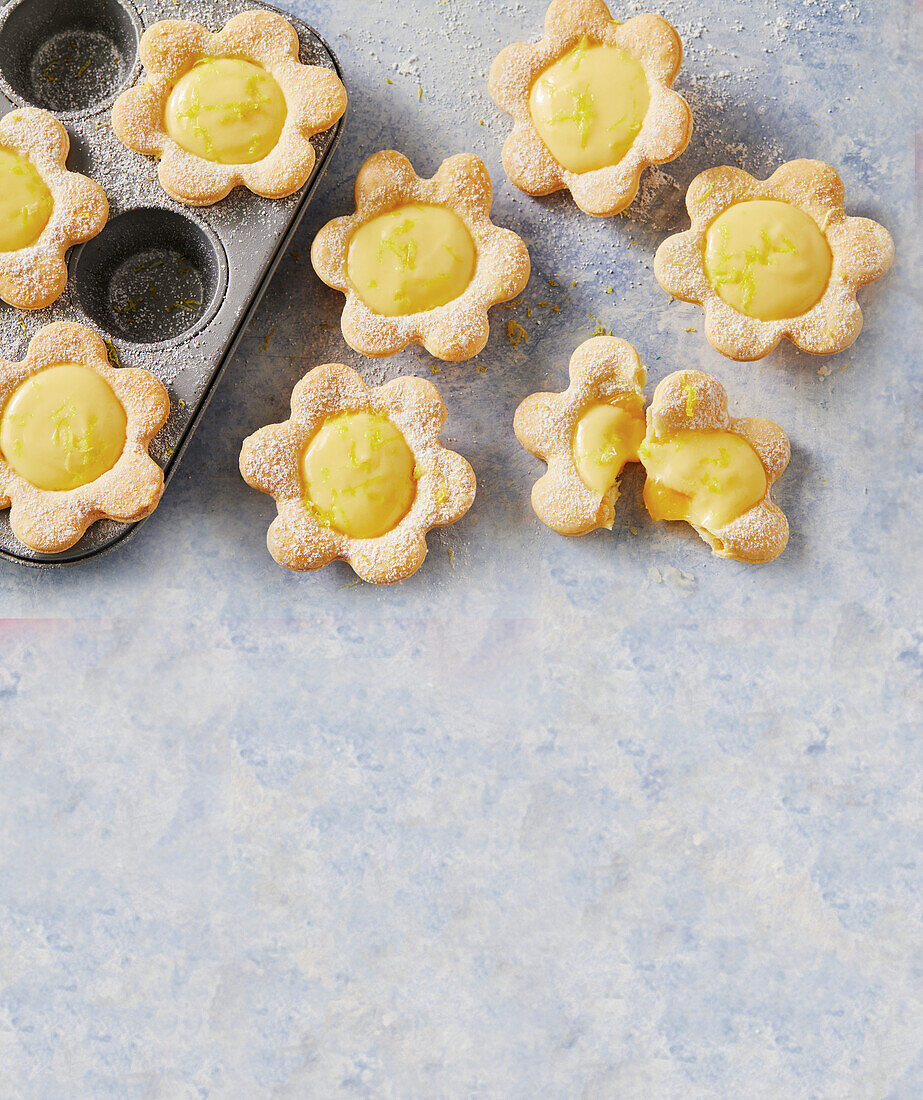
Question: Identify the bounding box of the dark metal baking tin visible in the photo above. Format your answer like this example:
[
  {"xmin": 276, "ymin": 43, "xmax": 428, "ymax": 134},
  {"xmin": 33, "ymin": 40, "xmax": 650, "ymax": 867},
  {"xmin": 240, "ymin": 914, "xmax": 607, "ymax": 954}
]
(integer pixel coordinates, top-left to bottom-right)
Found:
[{"xmin": 0, "ymin": 0, "xmax": 345, "ymax": 565}]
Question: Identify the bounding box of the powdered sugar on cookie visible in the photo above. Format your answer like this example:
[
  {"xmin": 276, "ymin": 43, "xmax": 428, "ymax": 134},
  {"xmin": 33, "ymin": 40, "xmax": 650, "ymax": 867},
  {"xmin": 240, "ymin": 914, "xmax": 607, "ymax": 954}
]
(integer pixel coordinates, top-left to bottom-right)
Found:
[
  {"xmin": 488, "ymin": 0, "xmax": 692, "ymax": 217},
  {"xmin": 514, "ymin": 335, "xmax": 647, "ymax": 536},
  {"xmin": 311, "ymin": 150, "xmax": 530, "ymax": 362},
  {"xmin": 654, "ymin": 160, "xmax": 894, "ymax": 361},
  {"xmin": 640, "ymin": 370, "xmax": 790, "ymax": 563},
  {"xmin": 0, "ymin": 322, "xmax": 170, "ymax": 553},
  {"xmin": 111, "ymin": 10, "xmax": 347, "ymax": 207},
  {"xmin": 0, "ymin": 108, "xmax": 108, "ymax": 310},
  {"xmin": 239, "ymin": 363, "xmax": 476, "ymax": 584}
]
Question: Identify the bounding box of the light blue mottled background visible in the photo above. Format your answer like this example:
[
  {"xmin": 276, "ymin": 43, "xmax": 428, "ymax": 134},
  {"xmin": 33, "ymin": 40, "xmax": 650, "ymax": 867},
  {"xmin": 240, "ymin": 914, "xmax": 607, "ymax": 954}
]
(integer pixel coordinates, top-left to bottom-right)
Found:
[{"xmin": 1, "ymin": 0, "xmax": 921, "ymax": 1096}]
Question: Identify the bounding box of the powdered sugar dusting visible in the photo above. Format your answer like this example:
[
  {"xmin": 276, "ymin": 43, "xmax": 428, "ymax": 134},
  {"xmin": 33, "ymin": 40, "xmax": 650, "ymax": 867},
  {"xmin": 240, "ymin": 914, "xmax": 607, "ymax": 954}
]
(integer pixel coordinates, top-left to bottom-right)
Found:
[
  {"xmin": 488, "ymin": 3, "xmax": 692, "ymax": 216},
  {"xmin": 654, "ymin": 161, "xmax": 893, "ymax": 361},
  {"xmin": 240, "ymin": 363, "xmax": 476, "ymax": 583},
  {"xmin": 0, "ymin": 321, "xmax": 169, "ymax": 553},
  {"xmin": 111, "ymin": 9, "xmax": 346, "ymax": 206},
  {"xmin": 311, "ymin": 151, "xmax": 529, "ymax": 361},
  {"xmin": 514, "ymin": 335, "xmax": 646, "ymax": 535},
  {"xmin": 0, "ymin": 107, "xmax": 108, "ymax": 310},
  {"xmin": 644, "ymin": 369, "xmax": 790, "ymax": 563}
]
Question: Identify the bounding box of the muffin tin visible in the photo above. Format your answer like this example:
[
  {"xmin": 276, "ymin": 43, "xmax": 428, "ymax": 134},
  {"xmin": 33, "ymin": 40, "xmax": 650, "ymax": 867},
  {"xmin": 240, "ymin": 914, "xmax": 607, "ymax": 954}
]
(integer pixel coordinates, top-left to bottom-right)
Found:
[{"xmin": 0, "ymin": 0, "xmax": 345, "ymax": 565}]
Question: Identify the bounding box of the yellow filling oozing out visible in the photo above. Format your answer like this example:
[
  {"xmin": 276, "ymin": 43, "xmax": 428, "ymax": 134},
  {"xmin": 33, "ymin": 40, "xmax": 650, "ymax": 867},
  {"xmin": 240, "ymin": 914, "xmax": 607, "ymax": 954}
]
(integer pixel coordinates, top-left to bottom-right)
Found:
[
  {"xmin": 165, "ymin": 56, "xmax": 287, "ymax": 164},
  {"xmin": 571, "ymin": 396, "xmax": 645, "ymax": 494},
  {"xmin": 639, "ymin": 429, "xmax": 767, "ymax": 531},
  {"xmin": 0, "ymin": 363, "xmax": 127, "ymax": 491},
  {"xmin": 301, "ymin": 410, "xmax": 417, "ymax": 539},
  {"xmin": 703, "ymin": 199, "xmax": 832, "ymax": 321},
  {"xmin": 528, "ymin": 38, "xmax": 650, "ymax": 174},
  {"xmin": 346, "ymin": 203, "xmax": 477, "ymax": 317},
  {"xmin": 0, "ymin": 146, "xmax": 54, "ymax": 253}
]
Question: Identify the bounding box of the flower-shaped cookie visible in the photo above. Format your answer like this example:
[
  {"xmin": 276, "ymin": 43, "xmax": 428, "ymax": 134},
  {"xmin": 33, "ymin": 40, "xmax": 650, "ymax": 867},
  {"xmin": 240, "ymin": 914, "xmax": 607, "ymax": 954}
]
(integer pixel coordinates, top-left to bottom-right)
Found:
[
  {"xmin": 239, "ymin": 363, "xmax": 476, "ymax": 583},
  {"xmin": 311, "ymin": 151, "xmax": 531, "ymax": 360},
  {"xmin": 0, "ymin": 322, "xmax": 170, "ymax": 554},
  {"xmin": 638, "ymin": 371, "xmax": 790, "ymax": 563},
  {"xmin": 111, "ymin": 11, "xmax": 347, "ymax": 207},
  {"xmin": 0, "ymin": 108, "xmax": 108, "ymax": 310},
  {"xmin": 514, "ymin": 336, "xmax": 647, "ymax": 535},
  {"xmin": 654, "ymin": 161, "xmax": 894, "ymax": 361},
  {"xmin": 488, "ymin": 0, "xmax": 692, "ymax": 217}
]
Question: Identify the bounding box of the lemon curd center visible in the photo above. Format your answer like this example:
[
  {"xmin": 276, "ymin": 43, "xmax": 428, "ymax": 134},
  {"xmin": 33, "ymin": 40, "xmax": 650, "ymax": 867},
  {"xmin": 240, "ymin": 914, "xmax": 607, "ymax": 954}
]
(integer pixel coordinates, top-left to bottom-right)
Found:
[
  {"xmin": 0, "ymin": 363, "xmax": 127, "ymax": 492},
  {"xmin": 0, "ymin": 146, "xmax": 53, "ymax": 252},
  {"xmin": 301, "ymin": 410, "xmax": 417, "ymax": 539},
  {"xmin": 703, "ymin": 199, "xmax": 832, "ymax": 321},
  {"xmin": 528, "ymin": 38, "xmax": 650, "ymax": 174},
  {"xmin": 639, "ymin": 429, "xmax": 766, "ymax": 531},
  {"xmin": 346, "ymin": 203, "xmax": 476, "ymax": 317},
  {"xmin": 165, "ymin": 57, "xmax": 287, "ymax": 165},
  {"xmin": 572, "ymin": 396, "xmax": 645, "ymax": 494}
]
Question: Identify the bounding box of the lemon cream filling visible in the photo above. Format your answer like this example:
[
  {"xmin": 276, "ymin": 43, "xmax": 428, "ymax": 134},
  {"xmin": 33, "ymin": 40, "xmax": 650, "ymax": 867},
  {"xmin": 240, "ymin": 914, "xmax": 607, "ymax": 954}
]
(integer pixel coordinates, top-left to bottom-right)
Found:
[
  {"xmin": 528, "ymin": 38, "xmax": 650, "ymax": 174},
  {"xmin": 572, "ymin": 396, "xmax": 645, "ymax": 494},
  {"xmin": 346, "ymin": 203, "xmax": 476, "ymax": 316},
  {"xmin": 301, "ymin": 410, "xmax": 417, "ymax": 538},
  {"xmin": 0, "ymin": 363, "xmax": 127, "ymax": 491},
  {"xmin": 0, "ymin": 147, "xmax": 53, "ymax": 252},
  {"xmin": 639, "ymin": 429, "xmax": 766, "ymax": 531},
  {"xmin": 165, "ymin": 57, "xmax": 287, "ymax": 164},
  {"xmin": 703, "ymin": 199, "xmax": 832, "ymax": 321}
]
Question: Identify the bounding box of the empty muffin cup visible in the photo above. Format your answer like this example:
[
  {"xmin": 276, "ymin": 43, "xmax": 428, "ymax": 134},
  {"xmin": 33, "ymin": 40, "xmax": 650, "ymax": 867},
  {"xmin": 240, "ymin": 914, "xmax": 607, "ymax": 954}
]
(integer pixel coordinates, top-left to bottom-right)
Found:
[
  {"xmin": 74, "ymin": 208, "xmax": 228, "ymax": 346},
  {"xmin": 0, "ymin": 0, "xmax": 141, "ymax": 116}
]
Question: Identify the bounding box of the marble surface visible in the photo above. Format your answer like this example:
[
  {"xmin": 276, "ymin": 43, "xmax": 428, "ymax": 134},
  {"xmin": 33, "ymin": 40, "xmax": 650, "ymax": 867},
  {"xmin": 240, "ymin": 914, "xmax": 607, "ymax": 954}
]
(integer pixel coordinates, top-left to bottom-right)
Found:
[{"xmin": 1, "ymin": 0, "xmax": 921, "ymax": 1096}]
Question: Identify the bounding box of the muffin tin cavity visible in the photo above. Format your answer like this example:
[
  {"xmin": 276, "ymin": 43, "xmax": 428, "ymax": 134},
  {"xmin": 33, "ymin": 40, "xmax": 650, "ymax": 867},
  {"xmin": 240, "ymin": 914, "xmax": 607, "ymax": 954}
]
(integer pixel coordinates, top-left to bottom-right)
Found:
[
  {"xmin": 74, "ymin": 208, "xmax": 227, "ymax": 346},
  {"xmin": 0, "ymin": 0, "xmax": 141, "ymax": 116}
]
